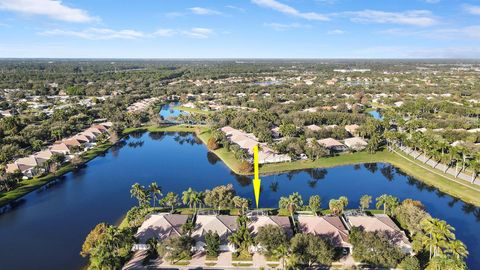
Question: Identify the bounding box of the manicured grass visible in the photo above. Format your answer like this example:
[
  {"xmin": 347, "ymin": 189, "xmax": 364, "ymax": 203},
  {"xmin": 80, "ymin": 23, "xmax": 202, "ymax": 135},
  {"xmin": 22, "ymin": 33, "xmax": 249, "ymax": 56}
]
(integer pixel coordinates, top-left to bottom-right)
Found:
[
  {"xmin": 196, "ymin": 130, "xmax": 246, "ymax": 174},
  {"xmin": 0, "ymin": 142, "xmax": 113, "ymax": 207},
  {"xmin": 172, "ymin": 106, "xmax": 212, "ymax": 115},
  {"xmin": 232, "ymin": 252, "xmax": 253, "ymax": 261},
  {"xmin": 205, "ymin": 262, "xmax": 217, "ymax": 266},
  {"xmin": 172, "ymin": 261, "xmax": 190, "ymax": 266},
  {"xmin": 206, "ymin": 255, "xmax": 218, "ymax": 261}
]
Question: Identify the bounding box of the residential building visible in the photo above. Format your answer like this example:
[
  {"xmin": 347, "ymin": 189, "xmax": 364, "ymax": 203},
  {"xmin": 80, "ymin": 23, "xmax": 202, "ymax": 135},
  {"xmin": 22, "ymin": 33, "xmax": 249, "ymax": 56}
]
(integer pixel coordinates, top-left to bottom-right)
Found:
[
  {"xmin": 192, "ymin": 215, "xmax": 238, "ymax": 252},
  {"xmin": 297, "ymin": 216, "xmax": 352, "ymax": 253},
  {"xmin": 133, "ymin": 213, "xmax": 189, "ymax": 251},
  {"xmin": 345, "ymin": 214, "xmax": 413, "ymax": 254}
]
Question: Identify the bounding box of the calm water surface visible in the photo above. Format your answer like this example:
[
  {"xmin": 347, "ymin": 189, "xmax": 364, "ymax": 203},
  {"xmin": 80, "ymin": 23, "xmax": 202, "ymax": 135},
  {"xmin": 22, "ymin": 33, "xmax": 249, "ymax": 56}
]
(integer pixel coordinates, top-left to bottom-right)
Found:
[{"xmin": 0, "ymin": 132, "xmax": 479, "ymax": 270}]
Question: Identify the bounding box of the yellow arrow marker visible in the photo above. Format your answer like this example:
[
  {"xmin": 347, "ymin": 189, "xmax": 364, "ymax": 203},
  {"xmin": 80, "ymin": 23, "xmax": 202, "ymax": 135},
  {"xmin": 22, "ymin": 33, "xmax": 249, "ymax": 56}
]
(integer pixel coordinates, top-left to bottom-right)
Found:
[{"xmin": 253, "ymin": 145, "xmax": 261, "ymax": 208}]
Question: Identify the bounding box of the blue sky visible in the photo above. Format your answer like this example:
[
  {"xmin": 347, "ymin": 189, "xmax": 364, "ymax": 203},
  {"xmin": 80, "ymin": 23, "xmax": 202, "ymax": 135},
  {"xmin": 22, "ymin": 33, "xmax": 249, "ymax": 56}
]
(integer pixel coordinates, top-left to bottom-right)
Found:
[{"xmin": 0, "ymin": 0, "xmax": 479, "ymax": 58}]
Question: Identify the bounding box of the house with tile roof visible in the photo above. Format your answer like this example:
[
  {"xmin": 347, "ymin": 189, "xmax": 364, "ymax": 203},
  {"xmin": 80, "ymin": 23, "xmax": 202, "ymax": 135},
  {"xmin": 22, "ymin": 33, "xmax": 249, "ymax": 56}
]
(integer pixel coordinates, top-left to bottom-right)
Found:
[
  {"xmin": 192, "ymin": 215, "xmax": 238, "ymax": 252},
  {"xmin": 317, "ymin": 138, "xmax": 348, "ymax": 152},
  {"xmin": 346, "ymin": 214, "xmax": 413, "ymax": 254},
  {"xmin": 297, "ymin": 216, "xmax": 352, "ymax": 253},
  {"xmin": 133, "ymin": 213, "xmax": 189, "ymax": 251}
]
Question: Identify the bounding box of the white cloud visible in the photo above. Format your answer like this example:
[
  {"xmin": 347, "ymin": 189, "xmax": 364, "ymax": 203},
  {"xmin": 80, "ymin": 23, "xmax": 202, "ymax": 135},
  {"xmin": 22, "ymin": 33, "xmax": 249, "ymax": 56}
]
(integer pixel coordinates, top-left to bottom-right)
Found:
[
  {"xmin": 39, "ymin": 28, "xmax": 145, "ymax": 40},
  {"xmin": 0, "ymin": 0, "xmax": 96, "ymax": 23},
  {"xmin": 252, "ymin": 0, "xmax": 329, "ymax": 21},
  {"xmin": 189, "ymin": 7, "xmax": 222, "ymax": 15},
  {"xmin": 346, "ymin": 9, "xmax": 437, "ymax": 26},
  {"xmin": 463, "ymin": 4, "xmax": 480, "ymax": 15},
  {"xmin": 225, "ymin": 5, "xmax": 246, "ymax": 12},
  {"xmin": 327, "ymin": 29, "xmax": 345, "ymax": 35},
  {"xmin": 264, "ymin": 22, "xmax": 310, "ymax": 30},
  {"xmin": 423, "ymin": 0, "xmax": 440, "ymax": 4},
  {"xmin": 182, "ymin": 28, "xmax": 214, "ymax": 39},
  {"xmin": 40, "ymin": 27, "xmax": 218, "ymax": 40},
  {"xmin": 153, "ymin": 29, "xmax": 176, "ymax": 37}
]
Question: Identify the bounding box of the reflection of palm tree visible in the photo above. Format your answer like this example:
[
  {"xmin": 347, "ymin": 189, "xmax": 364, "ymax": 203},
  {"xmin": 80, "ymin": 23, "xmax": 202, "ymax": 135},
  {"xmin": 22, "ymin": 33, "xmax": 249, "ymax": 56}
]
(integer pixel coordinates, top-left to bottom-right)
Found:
[
  {"xmin": 380, "ymin": 165, "xmax": 395, "ymax": 181},
  {"xmin": 307, "ymin": 179, "xmax": 318, "ymax": 189},
  {"xmin": 269, "ymin": 181, "xmax": 279, "ymax": 192},
  {"xmin": 462, "ymin": 203, "xmax": 476, "ymax": 214},
  {"xmin": 306, "ymin": 168, "xmax": 327, "ymax": 180},
  {"xmin": 363, "ymin": 163, "xmax": 378, "ymax": 174},
  {"xmin": 474, "ymin": 208, "xmax": 480, "ymax": 222},
  {"xmin": 447, "ymin": 198, "xmax": 459, "ymax": 208}
]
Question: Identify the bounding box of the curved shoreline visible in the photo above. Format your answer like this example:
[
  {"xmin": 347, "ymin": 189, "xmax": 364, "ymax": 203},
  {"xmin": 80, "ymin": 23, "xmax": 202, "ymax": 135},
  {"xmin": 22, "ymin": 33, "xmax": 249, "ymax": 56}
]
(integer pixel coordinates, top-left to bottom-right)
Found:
[
  {"xmin": 196, "ymin": 129, "xmax": 480, "ymax": 207},
  {"xmin": 2, "ymin": 125, "xmax": 480, "ymax": 209}
]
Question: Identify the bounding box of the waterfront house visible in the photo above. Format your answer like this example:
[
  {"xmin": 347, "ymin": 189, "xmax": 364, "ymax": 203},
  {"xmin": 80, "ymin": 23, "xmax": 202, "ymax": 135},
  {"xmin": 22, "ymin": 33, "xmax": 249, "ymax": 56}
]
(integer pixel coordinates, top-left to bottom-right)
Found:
[
  {"xmin": 248, "ymin": 215, "xmax": 292, "ymax": 253},
  {"xmin": 50, "ymin": 143, "xmax": 71, "ymax": 155},
  {"xmin": 34, "ymin": 150, "xmax": 54, "ymax": 164},
  {"xmin": 344, "ymin": 137, "xmax": 368, "ymax": 151},
  {"xmin": 6, "ymin": 156, "xmax": 40, "ymax": 178},
  {"xmin": 133, "ymin": 213, "xmax": 189, "ymax": 251},
  {"xmin": 344, "ymin": 124, "xmax": 360, "ymax": 136},
  {"xmin": 345, "ymin": 214, "xmax": 413, "ymax": 254},
  {"xmin": 297, "ymin": 216, "xmax": 352, "ymax": 253},
  {"xmin": 317, "ymin": 138, "xmax": 347, "ymax": 152},
  {"xmin": 192, "ymin": 215, "xmax": 238, "ymax": 252},
  {"xmin": 221, "ymin": 126, "xmax": 292, "ymax": 164}
]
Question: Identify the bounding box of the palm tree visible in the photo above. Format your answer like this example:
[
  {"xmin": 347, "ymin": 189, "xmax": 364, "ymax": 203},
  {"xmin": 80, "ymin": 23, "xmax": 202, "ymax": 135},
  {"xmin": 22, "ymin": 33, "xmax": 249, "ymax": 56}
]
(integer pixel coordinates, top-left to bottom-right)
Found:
[
  {"xmin": 279, "ymin": 192, "xmax": 303, "ymax": 224},
  {"xmin": 447, "ymin": 240, "xmax": 468, "ymax": 260},
  {"xmin": 182, "ymin": 188, "xmax": 196, "ymax": 208},
  {"xmin": 359, "ymin": 195, "xmax": 372, "ymax": 211},
  {"xmin": 421, "ymin": 218, "xmax": 456, "ymax": 259},
  {"xmin": 376, "ymin": 194, "xmax": 390, "ymax": 214},
  {"xmin": 272, "ymin": 243, "xmax": 289, "ymax": 270},
  {"xmin": 130, "ymin": 183, "xmax": 148, "ymax": 207},
  {"xmin": 149, "ymin": 182, "xmax": 162, "ymax": 207},
  {"xmin": 375, "ymin": 194, "xmax": 399, "ymax": 215},
  {"xmin": 190, "ymin": 191, "xmax": 203, "ymax": 213}
]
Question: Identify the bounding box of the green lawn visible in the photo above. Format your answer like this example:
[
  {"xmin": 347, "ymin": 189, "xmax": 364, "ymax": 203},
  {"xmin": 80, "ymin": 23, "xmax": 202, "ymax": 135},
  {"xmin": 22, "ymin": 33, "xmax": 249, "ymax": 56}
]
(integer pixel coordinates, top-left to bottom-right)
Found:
[
  {"xmin": 0, "ymin": 142, "xmax": 113, "ymax": 207},
  {"xmin": 172, "ymin": 106, "xmax": 212, "ymax": 115},
  {"xmin": 196, "ymin": 130, "xmax": 246, "ymax": 174}
]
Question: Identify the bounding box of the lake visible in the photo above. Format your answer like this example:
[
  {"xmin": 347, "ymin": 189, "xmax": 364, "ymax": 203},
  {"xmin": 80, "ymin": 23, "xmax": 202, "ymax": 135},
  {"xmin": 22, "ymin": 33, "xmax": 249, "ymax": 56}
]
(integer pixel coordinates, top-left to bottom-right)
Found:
[{"xmin": 0, "ymin": 132, "xmax": 479, "ymax": 270}]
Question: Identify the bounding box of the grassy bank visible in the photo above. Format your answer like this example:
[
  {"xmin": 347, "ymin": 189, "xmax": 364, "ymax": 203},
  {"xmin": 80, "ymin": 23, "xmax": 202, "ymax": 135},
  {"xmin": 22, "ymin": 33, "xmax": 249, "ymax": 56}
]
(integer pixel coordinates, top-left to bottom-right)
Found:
[
  {"xmin": 0, "ymin": 142, "xmax": 113, "ymax": 207},
  {"xmin": 172, "ymin": 106, "xmax": 212, "ymax": 115},
  {"xmin": 196, "ymin": 129, "xmax": 480, "ymax": 206}
]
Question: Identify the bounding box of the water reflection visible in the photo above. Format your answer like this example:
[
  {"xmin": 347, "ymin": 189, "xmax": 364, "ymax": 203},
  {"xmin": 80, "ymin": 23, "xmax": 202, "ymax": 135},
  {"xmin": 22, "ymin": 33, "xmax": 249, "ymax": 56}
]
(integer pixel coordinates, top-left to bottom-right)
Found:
[
  {"xmin": 148, "ymin": 132, "xmax": 166, "ymax": 141},
  {"xmin": 0, "ymin": 132, "xmax": 479, "ymax": 270},
  {"xmin": 364, "ymin": 163, "xmax": 378, "ymax": 173},
  {"xmin": 269, "ymin": 181, "xmax": 279, "ymax": 192},
  {"xmin": 207, "ymin": 152, "xmax": 220, "ymax": 165}
]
